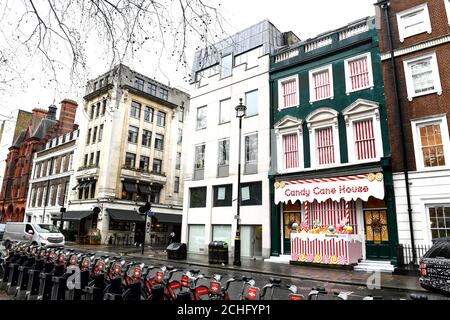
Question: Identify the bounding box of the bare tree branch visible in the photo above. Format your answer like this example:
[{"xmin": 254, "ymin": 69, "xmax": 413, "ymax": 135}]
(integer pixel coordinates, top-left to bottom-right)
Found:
[{"xmin": 0, "ymin": 0, "xmax": 226, "ymax": 93}]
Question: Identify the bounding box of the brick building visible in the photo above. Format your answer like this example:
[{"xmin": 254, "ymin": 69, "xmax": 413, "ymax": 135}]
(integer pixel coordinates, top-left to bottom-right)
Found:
[
  {"xmin": 0, "ymin": 100, "xmax": 78, "ymax": 222},
  {"xmin": 375, "ymin": 0, "xmax": 450, "ymax": 261}
]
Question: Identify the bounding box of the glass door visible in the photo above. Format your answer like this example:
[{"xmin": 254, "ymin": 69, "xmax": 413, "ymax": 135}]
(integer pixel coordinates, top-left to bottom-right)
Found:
[
  {"xmin": 283, "ymin": 202, "xmax": 301, "ymax": 254},
  {"xmin": 364, "ymin": 209, "xmax": 390, "ymax": 260}
]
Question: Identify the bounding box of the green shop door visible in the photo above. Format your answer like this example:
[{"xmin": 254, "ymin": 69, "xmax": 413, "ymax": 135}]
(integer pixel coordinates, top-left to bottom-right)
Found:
[
  {"xmin": 364, "ymin": 209, "xmax": 390, "ymax": 260},
  {"xmin": 282, "ymin": 202, "xmax": 301, "ymax": 254}
]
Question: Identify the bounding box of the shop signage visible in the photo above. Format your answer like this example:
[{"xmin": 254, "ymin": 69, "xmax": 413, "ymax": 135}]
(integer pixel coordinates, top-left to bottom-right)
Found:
[{"xmin": 274, "ymin": 173, "xmax": 384, "ymax": 204}]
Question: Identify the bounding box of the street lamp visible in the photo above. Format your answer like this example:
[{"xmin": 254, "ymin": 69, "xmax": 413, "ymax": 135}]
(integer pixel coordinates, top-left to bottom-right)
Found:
[{"xmin": 234, "ymin": 98, "xmax": 246, "ymax": 266}]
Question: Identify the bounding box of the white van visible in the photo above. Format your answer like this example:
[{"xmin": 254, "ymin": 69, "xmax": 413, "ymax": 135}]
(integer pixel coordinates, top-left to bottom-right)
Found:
[{"xmin": 2, "ymin": 222, "xmax": 65, "ymax": 247}]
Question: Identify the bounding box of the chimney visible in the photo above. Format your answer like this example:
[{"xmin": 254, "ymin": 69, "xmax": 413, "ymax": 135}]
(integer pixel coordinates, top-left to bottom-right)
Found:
[
  {"xmin": 47, "ymin": 104, "xmax": 57, "ymax": 120},
  {"xmin": 31, "ymin": 108, "xmax": 48, "ymax": 131},
  {"xmin": 57, "ymin": 99, "xmax": 78, "ymax": 134}
]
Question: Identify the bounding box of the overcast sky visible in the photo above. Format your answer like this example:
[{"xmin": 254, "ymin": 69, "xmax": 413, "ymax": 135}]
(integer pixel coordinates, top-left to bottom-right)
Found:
[{"xmin": 0, "ymin": 0, "xmax": 375, "ymax": 118}]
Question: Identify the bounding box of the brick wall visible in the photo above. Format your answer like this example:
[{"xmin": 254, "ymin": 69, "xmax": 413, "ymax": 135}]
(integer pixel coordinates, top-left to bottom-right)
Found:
[
  {"xmin": 378, "ymin": 0, "xmax": 450, "ymax": 52},
  {"xmin": 377, "ymin": 0, "xmax": 450, "ymax": 172}
]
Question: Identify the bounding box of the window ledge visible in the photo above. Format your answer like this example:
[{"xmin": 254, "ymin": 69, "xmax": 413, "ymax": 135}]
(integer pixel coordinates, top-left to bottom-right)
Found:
[
  {"xmin": 310, "ymin": 96, "xmax": 334, "ymax": 104},
  {"xmin": 220, "ymin": 75, "xmax": 232, "ymax": 81},
  {"xmin": 407, "ymin": 90, "xmax": 442, "ymax": 101},
  {"xmin": 400, "ymin": 29, "xmax": 432, "ymax": 43},
  {"xmin": 416, "ymin": 165, "xmax": 450, "ymax": 173},
  {"xmin": 278, "ymin": 105, "xmax": 299, "ymax": 111},
  {"xmin": 346, "ymin": 85, "xmax": 374, "ymax": 95}
]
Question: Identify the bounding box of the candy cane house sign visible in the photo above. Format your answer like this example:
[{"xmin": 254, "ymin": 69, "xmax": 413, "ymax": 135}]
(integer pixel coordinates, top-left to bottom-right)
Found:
[{"xmin": 274, "ymin": 173, "xmax": 384, "ymax": 204}]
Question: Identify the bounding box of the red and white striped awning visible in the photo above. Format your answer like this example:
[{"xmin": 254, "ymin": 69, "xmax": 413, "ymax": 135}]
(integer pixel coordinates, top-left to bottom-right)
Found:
[{"xmin": 274, "ymin": 172, "xmax": 384, "ymax": 204}]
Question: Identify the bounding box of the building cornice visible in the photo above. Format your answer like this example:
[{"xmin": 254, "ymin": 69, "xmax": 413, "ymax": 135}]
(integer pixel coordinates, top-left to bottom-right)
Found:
[
  {"xmin": 381, "ymin": 34, "xmax": 450, "ymax": 61},
  {"xmin": 121, "ymin": 85, "xmax": 179, "ymax": 109},
  {"xmin": 83, "ymin": 83, "xmax": 114, "ymax": 101}
]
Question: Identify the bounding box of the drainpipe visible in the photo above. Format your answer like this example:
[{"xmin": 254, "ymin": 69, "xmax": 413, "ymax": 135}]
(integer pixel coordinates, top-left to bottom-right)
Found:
[{"xmin": 376, "ymin": 1, "xmax": 416, "ymax": 264}]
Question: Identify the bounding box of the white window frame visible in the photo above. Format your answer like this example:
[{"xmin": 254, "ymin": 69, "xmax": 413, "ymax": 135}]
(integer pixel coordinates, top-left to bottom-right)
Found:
[
  {"xmin": 219, "ymin": 98, "xmax": 231, "ymax": 124},
  {"xmin": 196, "ymin": 106, "xmax": 207, "ymax": 130},
  {"xmin": 403, "ymin": 52, "xmax": 442, "ymax": 101},
  {"xmin": 30, "ymin": 188, "xmax": 36, "ymax": 208},
  {"xmin": 274, "ymin": 116, "xmax": 304, "ymax": 173},
  {"xmin": 344, "ymin": 52, "xmax": 374, "ymax": 95},
  {"xmin": 445, "ymin": 0, "xmax": 450, "ymax": 25},
  {"xmin": 278, "ymin": 75, "xmax": 299, "ymax": 110},
  {"xmin": 218, "ymin": 138, "xmax": 230, "ymax": 166},
  {"xmin": 426, "ymin": 203, "xmax": 450, "ymax": 244},
  {"xmin": 309, "ymin": 64, "xmax": 334, "ymax": 103},
  {"xmin": 244, "ymin": 132, "xmax": 258, "ymax": 165},
  {"xmin": 306, "ymin": 108, "xmax": 340, "ymax": 168},
  {"xmin": 396, "ymin": 3, "xmax": 432, "ymax": 42},
  {"xmin": 343, "ymin": 99, "xmax": 384, "ymax": 164},
  {"xmin": 194, "ymin": 143, "xmax": 206, "ymax": 170},
  {"xmin": 220, "ymin": 54, "xmax": 233, "ymax": 78},
  {"xmin": 411, "ymin": 114, "xmax": 450, "ymax": 171},
  {"xmin": 56, "ymin": 184, "xmax": 62, "ymax": 206}
]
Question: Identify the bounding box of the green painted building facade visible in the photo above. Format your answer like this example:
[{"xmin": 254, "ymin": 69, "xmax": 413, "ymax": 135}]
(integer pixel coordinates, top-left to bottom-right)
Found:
[{"xmin": 269, "ymin": 17, "xmax": 399, "ymax": 266}]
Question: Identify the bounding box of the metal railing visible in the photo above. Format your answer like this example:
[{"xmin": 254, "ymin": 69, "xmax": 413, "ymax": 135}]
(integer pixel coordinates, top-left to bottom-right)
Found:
[{"xmin": 397, "ymin": 243, "xmax": 431, "ymax": 267}]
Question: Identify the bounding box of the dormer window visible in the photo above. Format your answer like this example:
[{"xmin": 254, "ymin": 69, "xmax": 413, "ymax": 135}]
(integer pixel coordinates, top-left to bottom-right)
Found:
[{"xmin": 134, "ymin": 77, "xmax": 144, "ymax": 91}]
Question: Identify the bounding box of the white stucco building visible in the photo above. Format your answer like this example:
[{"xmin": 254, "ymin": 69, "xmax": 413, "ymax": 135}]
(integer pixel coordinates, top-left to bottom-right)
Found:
[
  {"xmin": 64, "ymin": 64, "xmax": 189, "ymax": 246},
  {"xmin": 26, "ymin": 129, "xmax": 80, "ymax": 226},
  {"xmin": 181, "ymin": 20, "xmax": 299, "ymax": 258}
]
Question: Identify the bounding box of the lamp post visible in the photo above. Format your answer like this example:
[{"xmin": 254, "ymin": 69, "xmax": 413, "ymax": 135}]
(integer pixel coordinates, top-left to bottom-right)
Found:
[{"xmin": 233, "ymin": 98, "xmax": 246, "ymax": 266}]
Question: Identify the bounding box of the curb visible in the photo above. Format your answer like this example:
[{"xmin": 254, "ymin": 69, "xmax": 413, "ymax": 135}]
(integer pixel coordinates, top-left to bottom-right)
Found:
[{"xmin": 126, "ymin": 253, "xmax": 425, "ymax": 293}]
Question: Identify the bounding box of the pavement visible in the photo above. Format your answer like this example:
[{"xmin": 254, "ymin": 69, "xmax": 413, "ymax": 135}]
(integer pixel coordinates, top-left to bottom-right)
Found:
[{"xmin": 65, "ymin": 243, "xmax": 425, "ymax": 293}]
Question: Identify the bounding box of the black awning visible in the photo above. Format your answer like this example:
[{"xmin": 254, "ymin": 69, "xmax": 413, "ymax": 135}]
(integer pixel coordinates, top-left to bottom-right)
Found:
[
  {"xmin": 153, "ymin": 213, "xmax": 182, "ymax": 224},
  {"xmin": 78, "ymin": 182, "xmax": 88, "ymax": 188},
  {"xmin": 138, "ymin": 184, "xmax": 152, "ymax": 195},
  {"xmin": 107, "ymin": 209, "xmax": 144, "ymax": 222},
  {"xmin": 123, "ymin": 182, "xmax": 138, "ymax": 193},
  {"xmin": 51, "ymin": 211, "xmax": 93, "ymax": 221},
  {"xmin": 72, "ymin": 184, "xmax": 80, "ymax": 190}
]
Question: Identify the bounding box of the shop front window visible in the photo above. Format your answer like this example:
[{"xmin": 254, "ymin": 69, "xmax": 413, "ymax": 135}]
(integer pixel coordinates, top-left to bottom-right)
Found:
[{"xmin": 283, "ymin": 202, "xmax": 301, "ymax": 239}]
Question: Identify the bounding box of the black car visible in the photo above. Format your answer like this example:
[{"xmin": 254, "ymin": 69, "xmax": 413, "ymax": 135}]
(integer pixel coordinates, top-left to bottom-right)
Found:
[
  {"xmin": 0, "ymin": 223, "xmax": 5, "ymax": 242},
  {"xmin": 419, "ymin": 238, "xmax": 450, "ymax": 296}
]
